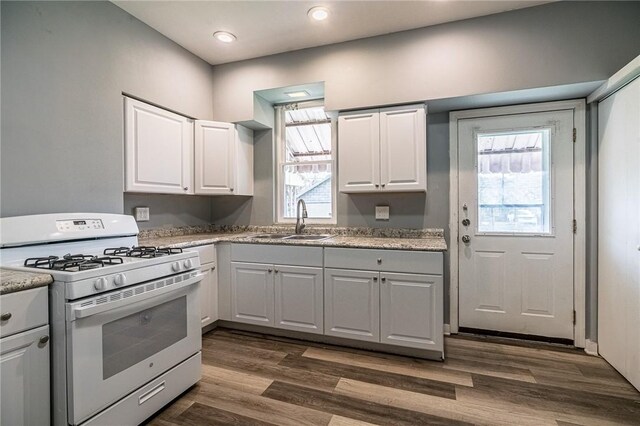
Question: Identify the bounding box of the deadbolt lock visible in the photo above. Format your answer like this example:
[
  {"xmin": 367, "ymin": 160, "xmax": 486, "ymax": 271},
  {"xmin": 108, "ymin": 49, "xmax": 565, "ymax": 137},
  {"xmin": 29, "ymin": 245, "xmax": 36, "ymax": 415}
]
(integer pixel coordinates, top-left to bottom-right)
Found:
[
  {"xmin": 462, "ymin": 219, "xmax": 470, "ymax": 227},
  {"xmin": 461, "ymin": 235, "xmax": 471, "ymax": 244}
]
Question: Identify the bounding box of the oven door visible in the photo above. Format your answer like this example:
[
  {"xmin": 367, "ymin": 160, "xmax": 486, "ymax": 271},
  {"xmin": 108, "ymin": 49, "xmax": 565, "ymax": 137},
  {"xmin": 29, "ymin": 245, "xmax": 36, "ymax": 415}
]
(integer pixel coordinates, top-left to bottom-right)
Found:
[{"xmin": 66, "ymin": 271, "xmax": 202, "ymax": 425}]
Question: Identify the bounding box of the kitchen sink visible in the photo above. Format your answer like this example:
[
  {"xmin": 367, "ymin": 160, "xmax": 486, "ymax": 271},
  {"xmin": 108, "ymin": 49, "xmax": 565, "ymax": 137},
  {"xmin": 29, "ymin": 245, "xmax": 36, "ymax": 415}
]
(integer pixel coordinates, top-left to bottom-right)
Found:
[
  {"xmin": 250, "ymin": 233, "xmax": 292, "ymax": 239},
  {"xmin": 283, "ymin": 234, "xmax": 332, "ymax": 241}
]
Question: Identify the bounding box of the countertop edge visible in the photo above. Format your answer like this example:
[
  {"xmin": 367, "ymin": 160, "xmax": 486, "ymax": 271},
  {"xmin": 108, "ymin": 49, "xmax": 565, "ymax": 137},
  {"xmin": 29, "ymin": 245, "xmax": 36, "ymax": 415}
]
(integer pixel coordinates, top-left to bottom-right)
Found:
[{"xmin": 0, "ymin": 268, "xmax": 53, "ymax": 295}]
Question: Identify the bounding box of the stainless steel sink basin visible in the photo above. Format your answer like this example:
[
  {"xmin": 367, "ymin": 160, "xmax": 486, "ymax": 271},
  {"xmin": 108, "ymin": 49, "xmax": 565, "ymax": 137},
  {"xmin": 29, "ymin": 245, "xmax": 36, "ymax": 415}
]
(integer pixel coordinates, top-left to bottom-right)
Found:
[
  {"xmin": 283, "ymin": 234, "xmax": 332, "ymax": 241},
  {"xmin": 250, "ymin": 233, "xmax": 292, "ymax": 239}
]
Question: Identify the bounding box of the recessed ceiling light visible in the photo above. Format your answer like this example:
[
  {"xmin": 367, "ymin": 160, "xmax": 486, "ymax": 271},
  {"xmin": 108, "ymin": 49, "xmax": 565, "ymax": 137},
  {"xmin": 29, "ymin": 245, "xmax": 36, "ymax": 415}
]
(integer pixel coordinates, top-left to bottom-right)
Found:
[
  {"xmin": 285, "ymin": 90, "xmax": 310, "ymax": 98},
  {"xmin": 213, "ymin": 31, "xmax": 236, "ymax": 43},
  {"xmin": 308, "ymin": 6, "xmax": 329, "ymax": 21}
]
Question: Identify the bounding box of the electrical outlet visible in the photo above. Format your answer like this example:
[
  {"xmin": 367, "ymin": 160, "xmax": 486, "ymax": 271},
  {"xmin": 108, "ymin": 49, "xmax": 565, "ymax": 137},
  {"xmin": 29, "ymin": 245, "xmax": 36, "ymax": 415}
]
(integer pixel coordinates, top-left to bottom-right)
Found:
[
  {"xmin": 134, "ymin": 207, "xmax": 150, "ymax": 222},
  {"xmin": 375, "ymin": 205, "xmax": 390, "ymax": 220}
]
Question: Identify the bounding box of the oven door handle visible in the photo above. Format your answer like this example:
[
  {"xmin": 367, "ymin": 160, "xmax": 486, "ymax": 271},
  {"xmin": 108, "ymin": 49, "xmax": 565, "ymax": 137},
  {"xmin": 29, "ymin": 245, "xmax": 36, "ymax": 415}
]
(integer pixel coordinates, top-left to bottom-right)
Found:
[{"xmin": 68, "ymin": 273, "xmax": 202, "ymax": 321}]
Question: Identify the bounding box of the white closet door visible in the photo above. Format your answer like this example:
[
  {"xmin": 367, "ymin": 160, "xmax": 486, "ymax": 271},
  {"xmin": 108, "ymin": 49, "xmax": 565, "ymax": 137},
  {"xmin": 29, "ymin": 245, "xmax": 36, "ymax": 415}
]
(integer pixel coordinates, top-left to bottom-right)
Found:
[{"xmin": 598, "ymin": 76, "xmax": 640, "ymax": 391}]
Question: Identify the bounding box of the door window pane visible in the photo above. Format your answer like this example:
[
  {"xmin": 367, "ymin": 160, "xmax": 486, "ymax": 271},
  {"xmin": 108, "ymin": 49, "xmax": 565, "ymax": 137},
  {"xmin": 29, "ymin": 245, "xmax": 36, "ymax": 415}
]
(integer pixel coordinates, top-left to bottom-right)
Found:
[
  {"xmin": 102, "ymin": 296, "xmax": 187, "ymax": 379},
  {"xmin": 477, "ymin": 130, "xmax": 551, "ymax": 234}
]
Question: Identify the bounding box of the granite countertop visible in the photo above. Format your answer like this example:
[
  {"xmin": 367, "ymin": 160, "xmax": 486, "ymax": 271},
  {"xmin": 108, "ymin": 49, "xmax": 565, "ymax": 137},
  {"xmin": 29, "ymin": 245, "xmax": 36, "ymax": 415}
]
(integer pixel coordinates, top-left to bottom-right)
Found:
[
  {"xmin": 0, "ymin": 268, "xmax": 53, "ymax": 295},
  {"xmin": 139, "ymin": 226, "xmax": 447, "ymax": 252}
]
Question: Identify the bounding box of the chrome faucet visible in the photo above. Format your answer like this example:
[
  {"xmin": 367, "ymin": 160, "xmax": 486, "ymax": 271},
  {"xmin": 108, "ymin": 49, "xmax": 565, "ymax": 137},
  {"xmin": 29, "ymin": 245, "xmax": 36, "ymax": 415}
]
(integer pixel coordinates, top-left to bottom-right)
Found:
[{"xmin": 295, "ymin": 199, "xmax": 308, "ymax": 234}]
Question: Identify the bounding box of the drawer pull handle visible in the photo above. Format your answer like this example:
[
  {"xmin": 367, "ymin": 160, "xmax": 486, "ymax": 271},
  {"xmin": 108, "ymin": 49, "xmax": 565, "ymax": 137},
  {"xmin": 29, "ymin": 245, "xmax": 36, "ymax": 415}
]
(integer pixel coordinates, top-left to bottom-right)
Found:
[
  {"xmin": 39, "ymin": 336, "xmax": 49, "ymax": 345},
  {"xmin": 139, "ymin": 381, "xmax": 166, "ymax": 405},
  {"xmin": 0, "ymin": 313, "xmax": 11, "ymax": 321}
]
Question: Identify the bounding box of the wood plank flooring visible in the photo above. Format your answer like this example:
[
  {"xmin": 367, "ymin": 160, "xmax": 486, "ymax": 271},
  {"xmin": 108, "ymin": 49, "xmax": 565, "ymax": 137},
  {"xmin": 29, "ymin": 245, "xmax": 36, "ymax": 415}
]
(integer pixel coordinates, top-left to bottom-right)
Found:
[{"xmin": 146, "ymin": 328, "xmax": 640, "ymax": 426}]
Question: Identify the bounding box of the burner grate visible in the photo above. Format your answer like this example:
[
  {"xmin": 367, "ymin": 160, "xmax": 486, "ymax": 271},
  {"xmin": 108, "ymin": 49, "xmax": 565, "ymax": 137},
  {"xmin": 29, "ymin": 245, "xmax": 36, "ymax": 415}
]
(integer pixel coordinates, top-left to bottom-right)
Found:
[
  {"xmin": 103, "ymin": 246, "xmax": 183, "ymax": 258},
  {"xmin": 24, "ymin": 253, "xmax": 123, "ymax": 271}
]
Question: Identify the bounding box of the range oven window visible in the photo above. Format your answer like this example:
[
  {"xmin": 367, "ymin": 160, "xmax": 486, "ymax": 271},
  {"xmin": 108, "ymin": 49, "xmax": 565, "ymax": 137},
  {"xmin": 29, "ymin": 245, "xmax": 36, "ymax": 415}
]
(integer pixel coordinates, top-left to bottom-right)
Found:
[{"xmin": 102, "ymin": 296, "xmax": 187, "ymax": 379}]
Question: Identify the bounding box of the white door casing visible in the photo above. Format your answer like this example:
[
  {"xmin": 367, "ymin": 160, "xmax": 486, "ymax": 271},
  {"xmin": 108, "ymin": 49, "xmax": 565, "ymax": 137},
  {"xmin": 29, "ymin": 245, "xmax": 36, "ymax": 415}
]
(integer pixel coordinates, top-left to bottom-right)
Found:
[{"xmin": 457, "ymin": 110, "xmax": 575, "ymax": 340}]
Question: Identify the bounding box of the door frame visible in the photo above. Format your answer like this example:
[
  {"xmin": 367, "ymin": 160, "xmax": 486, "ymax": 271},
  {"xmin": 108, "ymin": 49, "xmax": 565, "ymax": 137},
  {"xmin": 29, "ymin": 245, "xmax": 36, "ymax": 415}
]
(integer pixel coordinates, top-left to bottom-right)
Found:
[{"xmin": 448, "ymin": 99, "xmax": 587, "ymax": 347}]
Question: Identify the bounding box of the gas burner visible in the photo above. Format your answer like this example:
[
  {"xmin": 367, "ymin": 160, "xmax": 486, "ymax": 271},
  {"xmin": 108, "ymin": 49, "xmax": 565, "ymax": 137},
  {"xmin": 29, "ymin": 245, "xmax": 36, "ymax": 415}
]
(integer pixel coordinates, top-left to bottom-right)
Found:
[
  {"xmin": 24, "ymin": 254, "xmax": 124, "ymax": 271},
  {"xmin": 103, "ymin": 246, "xmax": 183, "ymax": 258}
]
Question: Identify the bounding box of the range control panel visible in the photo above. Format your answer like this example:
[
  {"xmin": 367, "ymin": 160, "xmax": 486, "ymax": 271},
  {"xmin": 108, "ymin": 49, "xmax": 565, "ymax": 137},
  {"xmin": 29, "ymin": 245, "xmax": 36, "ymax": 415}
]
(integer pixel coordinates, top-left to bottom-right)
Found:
[{"xmin": 56, "ymin": 219, "xmax": 104, "ymax": 232}]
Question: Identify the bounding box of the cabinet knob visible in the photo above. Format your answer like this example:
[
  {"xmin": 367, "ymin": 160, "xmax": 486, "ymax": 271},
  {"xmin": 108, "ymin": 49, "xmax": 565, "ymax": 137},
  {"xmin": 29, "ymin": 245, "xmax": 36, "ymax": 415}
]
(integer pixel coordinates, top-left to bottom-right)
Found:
[
  {"xmin": 0, "ymin": 312, "xmax": 11, "ymax": 321},
  {"xmin": 274, "ymin": 269, "xmax": 279, "ymax": 274},
  {"xmin": 381, "ymin": 277, "xmax": 386, "ymax": 282},
  {"xmin": 39, "ymin": 336, "xmax": 49, "ymax": 345},
  {"xmin": 183, "ymin": 187, "xmax": 189, "ymax": 191},
  {"xmin": 381, "ymin": 183, "xmax": 386, "ymax": 188},
  {"xmin": 377, "ymin": 258, "xmax": 382, "ymax": 264},
  {"xmin": 230, "ymin": 188, "xmax": 234, "ymax": 192},
  {"xmin": 373, "ymin": 276, "xmax": 378, "ymax": 282},
  {"xmin": 375, "ymin": 184, "xmax": 380, "ymax": 188},
  {"xmin": 268, "ymin": 268, "xmax": 273, "ymax": 273}
]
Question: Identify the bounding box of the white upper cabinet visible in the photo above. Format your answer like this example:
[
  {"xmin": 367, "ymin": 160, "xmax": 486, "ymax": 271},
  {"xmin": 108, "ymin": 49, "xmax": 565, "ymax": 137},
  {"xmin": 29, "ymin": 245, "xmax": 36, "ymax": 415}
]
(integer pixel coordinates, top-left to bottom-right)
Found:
[
  {"xmin": 338, "ymin": 110, "xmax": 380, "ymax": 192},
  {"xmin": 379, "ymin": 105, "xmax": 426, "ymax": 192},
  {"xmin": 194, "ymin": 120, "xmax": 253, "ymax": 196},
  {"xmin": 124, "ymin": 97, "xmax": 193, "ymax": 195},
  {"xmin": 338, "ymin": 104, "xmax": 426, "ymax": 193}
]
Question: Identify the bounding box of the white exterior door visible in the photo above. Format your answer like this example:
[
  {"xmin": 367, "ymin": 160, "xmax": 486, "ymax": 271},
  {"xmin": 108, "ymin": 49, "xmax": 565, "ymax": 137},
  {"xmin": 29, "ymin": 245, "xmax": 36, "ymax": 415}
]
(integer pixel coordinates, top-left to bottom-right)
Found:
[
  {"xmin": 458, "ymin": 110, "xmax": 575, "ymax": 340},
  {"xmin": 274, "ymin": 265, "xmax": 323, "ymax": 334},
  {"xmin": 124, "ymin": 97, "xmax": 193, "ymax": 194},
  {"xmin": 230, "ymin": 262, "xmax": 274, "ymax": 326},
  {"xmin": 379, "ymin": 105, "xmax": 426, "ymax": 192},
  {"xmin": 194, "ymin": 120, "xmax": 235, "ymax": 195},
  {"xmin": 338, "ymin": 111, "xmax": 380, "ymax": 192}
]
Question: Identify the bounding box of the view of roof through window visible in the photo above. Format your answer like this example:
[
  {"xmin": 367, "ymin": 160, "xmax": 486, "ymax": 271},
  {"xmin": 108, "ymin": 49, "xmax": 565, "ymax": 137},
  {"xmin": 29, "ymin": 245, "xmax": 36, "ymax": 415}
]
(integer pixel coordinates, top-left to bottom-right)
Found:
[{"xmin": 282, "ymin": 104, "xmax": 333, "ymax": 219}]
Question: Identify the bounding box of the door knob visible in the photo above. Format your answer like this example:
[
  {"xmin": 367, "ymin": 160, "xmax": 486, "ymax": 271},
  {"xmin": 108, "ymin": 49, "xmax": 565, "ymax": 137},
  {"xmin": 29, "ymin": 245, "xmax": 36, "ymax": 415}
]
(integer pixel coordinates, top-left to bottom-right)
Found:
[
  {"xmin": 462, "ymin": 219, "xmax": 470, "ymax": 226},
  {"xmin": 461, "ymin": 235, "xmax": 471, "ymax": 244}
]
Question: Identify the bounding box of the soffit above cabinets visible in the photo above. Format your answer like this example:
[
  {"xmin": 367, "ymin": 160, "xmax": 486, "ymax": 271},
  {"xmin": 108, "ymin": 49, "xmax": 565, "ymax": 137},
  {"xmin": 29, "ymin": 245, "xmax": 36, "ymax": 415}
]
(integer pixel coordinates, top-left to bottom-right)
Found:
[{"xmin": 111, "ymin": 1, "xmax": 553, "ymax": 65}]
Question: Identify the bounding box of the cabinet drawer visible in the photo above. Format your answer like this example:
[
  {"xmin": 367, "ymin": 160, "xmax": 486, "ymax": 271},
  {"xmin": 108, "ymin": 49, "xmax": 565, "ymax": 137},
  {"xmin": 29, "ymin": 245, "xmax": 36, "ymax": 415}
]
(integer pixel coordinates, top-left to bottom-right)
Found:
[
  {"xmin": 0, "ymin": 287, "xmax": 48, "ymax": 338},
  {"xmin": 324, "ymin": 248, "xmax": 442, "ymax": 275},
  {"xmin": 232, "ymin": 244, "xmax": 323, "ymax": 267},
  {"xmin": 186, "ymin": 244, "xmax": 216, "ymax": 265}
]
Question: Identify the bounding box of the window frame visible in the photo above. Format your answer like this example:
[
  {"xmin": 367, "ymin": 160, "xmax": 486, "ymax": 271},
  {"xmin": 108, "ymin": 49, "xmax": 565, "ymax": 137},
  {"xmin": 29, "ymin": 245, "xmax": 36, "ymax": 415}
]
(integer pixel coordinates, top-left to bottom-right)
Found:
[{"xmin": 275, "ymin": 99, "xmax": 337, "ymax": 225}]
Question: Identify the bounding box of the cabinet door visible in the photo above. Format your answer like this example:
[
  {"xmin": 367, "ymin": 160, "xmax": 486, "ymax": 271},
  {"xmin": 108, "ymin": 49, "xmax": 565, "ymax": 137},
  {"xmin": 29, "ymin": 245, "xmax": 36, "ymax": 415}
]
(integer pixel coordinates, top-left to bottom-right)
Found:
[
  {"xmin": 274, "ymin": 265, "xmax": 323, "ymax": 334},
  {"xmin": 1, "ymin": 325, "xmax": 50, "ymax": 426},
  {"xmin": 380, "ymin": 272, "xmax": 443, "ymax": 352},
  {"xmin": 199, "ymin": 263, "xmax": 218, "ymax": 327},
  {"xmin": 194, "ymin": 120, "xmax": 235, "ymax": 194},
  {"xmin": 324, "ymin": 268, "xmax": 379, "ymax": 342},
  {"xmin": 338, "ymin": 111, "xmax": 380, "ymax": 192},
  {"xmin": 231, "ymin": 262, "xmax": 274, "ymax": 326},
  {"xmin": 379, "ymin": 105, "xmax": 426, "ymax": 192},
  {"xmin": 124, "ymin": 97, "xmax": 193, "ymax": 194}
]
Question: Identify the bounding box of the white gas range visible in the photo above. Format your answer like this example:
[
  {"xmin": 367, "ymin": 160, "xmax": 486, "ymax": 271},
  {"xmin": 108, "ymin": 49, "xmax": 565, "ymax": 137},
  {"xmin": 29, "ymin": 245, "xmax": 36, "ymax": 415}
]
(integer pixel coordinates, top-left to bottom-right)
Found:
[{"xmin": 0, "ymin": 213, "xmax": 203, "ymax": 426}]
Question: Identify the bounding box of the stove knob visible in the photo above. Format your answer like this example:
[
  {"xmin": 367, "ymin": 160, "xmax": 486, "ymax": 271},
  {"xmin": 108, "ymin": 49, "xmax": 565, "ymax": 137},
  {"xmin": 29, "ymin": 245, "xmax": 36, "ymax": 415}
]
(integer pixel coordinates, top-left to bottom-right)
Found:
[
  {"xmin": 183, "ymin": 259, "xmax": 193, "ymax": 269},
  {"xmin": 94, "ymin": 277, "xmax": 107, "ymax": 291},
  {"xmin": 114, "ymin": 274, "xmax": 127, "ymax": 287},
  {"xmin": 172, "ymin": 262, "xmax": 181, "ymax": 272}
]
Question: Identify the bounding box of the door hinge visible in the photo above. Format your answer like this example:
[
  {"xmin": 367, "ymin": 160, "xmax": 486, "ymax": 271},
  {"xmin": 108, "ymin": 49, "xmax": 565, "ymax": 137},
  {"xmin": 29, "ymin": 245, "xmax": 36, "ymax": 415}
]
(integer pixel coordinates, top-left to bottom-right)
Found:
[
  {"xmin": 573, "ymin": 310, "xmax": 576, "ymax": 325},
  {"xmin": 572, "ymin": 219, "xmax": 577, "ymax": 234},
  {"xmin": 573, "ymin": 128, "xmax": 576, "ymax": 143}
]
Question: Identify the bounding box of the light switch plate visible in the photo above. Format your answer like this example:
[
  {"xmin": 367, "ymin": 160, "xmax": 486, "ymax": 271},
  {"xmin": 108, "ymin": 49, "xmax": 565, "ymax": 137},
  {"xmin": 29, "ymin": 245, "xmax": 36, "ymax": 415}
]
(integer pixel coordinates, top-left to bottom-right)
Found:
[
  {"xmin": 375, "ymin": 205, "xmax": 390, "ymax": 220},
  {"xmin": 134, "ymin": 207, "xmax": 150, "ymax": 222}
]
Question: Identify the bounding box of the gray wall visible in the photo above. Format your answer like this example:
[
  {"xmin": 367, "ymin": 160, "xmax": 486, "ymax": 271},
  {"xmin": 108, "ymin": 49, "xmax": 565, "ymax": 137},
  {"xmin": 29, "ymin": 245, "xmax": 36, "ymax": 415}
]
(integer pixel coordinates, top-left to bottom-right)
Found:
[
  {"xmin": 1, "ymin": 1, "xmax": 215, "ymax": 220},
  {"xmin": 210, "ymin": 1, "xmax": 640, "ymax": 124}
]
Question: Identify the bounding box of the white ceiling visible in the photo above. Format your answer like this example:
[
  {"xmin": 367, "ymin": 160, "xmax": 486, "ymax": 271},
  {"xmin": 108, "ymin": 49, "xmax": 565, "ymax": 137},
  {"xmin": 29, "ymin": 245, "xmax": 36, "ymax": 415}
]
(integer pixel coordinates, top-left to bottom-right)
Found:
[{"xmin": 113, "ymin": 1, "xmax": 551, "ymax": 66}]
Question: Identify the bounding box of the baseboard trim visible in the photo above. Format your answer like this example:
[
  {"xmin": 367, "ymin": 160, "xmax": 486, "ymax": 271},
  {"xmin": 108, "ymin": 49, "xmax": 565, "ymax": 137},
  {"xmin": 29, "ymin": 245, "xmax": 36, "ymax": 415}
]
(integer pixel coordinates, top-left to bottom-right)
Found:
[
  {"xmin": 584, "ymin": 339, "xmax": 599, "ymax": 356},
  {"xmin": 443, "ymin": 324, "xmax": 451, "ymax": 335}
]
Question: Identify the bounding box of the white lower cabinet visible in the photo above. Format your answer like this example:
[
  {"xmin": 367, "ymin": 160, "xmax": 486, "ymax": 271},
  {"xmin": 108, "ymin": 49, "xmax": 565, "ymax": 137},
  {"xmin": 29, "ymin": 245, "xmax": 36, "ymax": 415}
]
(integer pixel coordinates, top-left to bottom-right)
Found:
[
  {"xmin": 324, "ymin": 268, "xmax": 380, "ymax": 342},
  {"xmin": 274, "ymin": 265, "xmax": 323, "ymax": 334},
  {"xmin": 0, "ymin": 287, "xmax": 50, "ymax": 426},
  {"xmin": 380, "ymin": 272, "xmax": 443, "ymax": 350},
  {"xmin": 231, "ymin": 262, "xmax": 274, "ymax": 326},
  {"xmin": 186, "ymin": 245, "xmax": 218, "ymax": 328}
]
